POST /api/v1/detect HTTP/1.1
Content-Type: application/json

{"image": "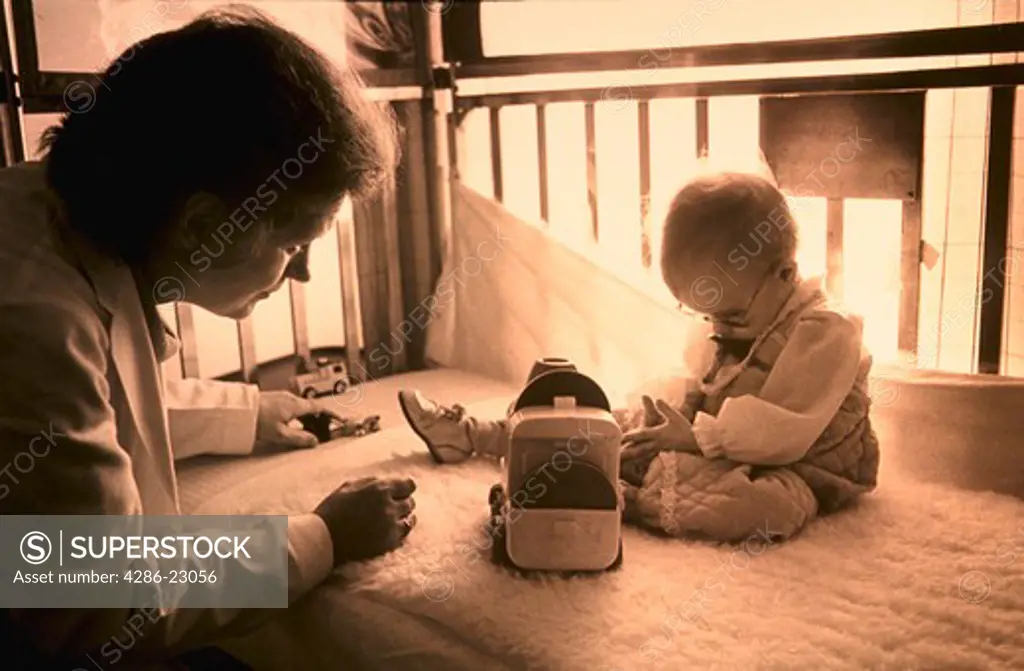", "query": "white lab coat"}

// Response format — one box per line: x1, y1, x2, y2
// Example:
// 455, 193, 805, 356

0, 162, 333, 663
